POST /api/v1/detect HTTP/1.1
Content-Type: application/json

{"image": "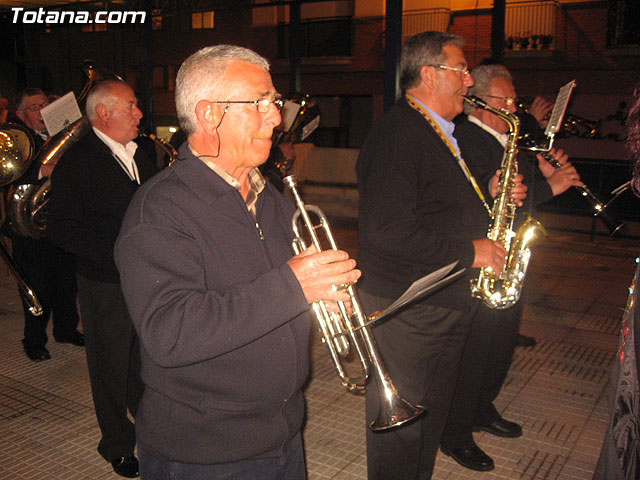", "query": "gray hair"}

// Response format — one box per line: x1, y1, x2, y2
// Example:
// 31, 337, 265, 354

400, 31, 464, 91
465, 64, 513, 114
15, 88, 46, 111
175, 45, 270, 136
85, 79, 129, 122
